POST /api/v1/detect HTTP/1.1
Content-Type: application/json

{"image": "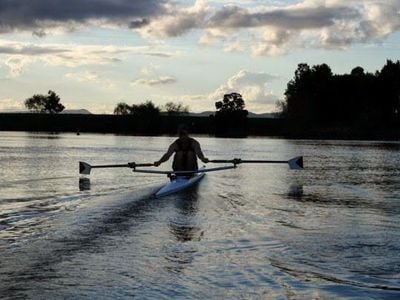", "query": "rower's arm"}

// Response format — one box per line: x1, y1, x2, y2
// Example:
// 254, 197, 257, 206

155, 143, 176, 166
193, 140, 209, 163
